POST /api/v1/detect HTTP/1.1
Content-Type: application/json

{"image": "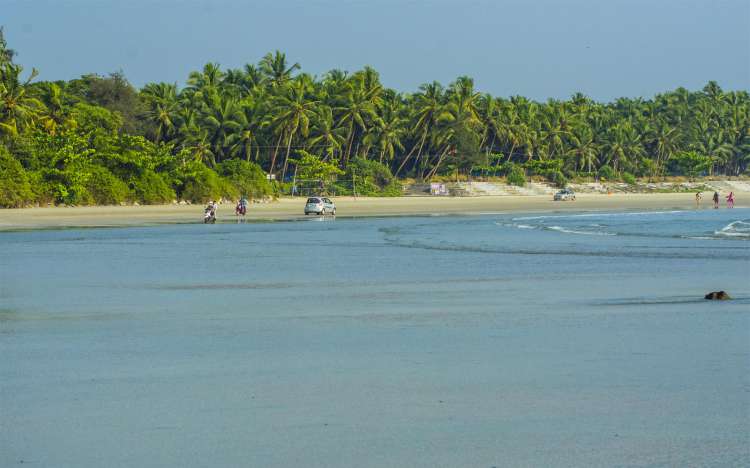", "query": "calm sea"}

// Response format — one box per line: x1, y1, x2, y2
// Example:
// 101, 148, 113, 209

1, 209, 748, 467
